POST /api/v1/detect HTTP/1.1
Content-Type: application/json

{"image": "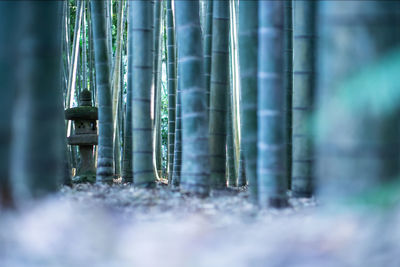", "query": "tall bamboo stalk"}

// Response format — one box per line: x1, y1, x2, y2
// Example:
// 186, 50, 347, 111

238, 0, 258, 202
66, 0, 83, 109
153, 0, 162, 179
130, 0, 155, 187
83, 1, 87, 91
166, 0, 176, 184
91, 0, 114, 183
175, 0, 210, 196
203, 0, 213, 107
11, 1, 64, 200
257, 1, 287, 208
229, 0, 240, 176
316, 1, 400, 203
292, 1, 316, 198
122, 1, 133, 183
284, 0, 293, 190
111, 0, 125, 177
227, 83, 237, 187
0, 2, 18, 207
209, 0, 230, 189
63, 0, 71, 99
171, 62, 182, 187
106, 0, 113, 72
230, 0, 245, 187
